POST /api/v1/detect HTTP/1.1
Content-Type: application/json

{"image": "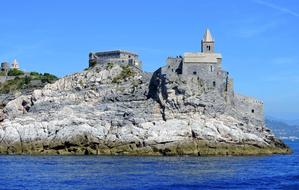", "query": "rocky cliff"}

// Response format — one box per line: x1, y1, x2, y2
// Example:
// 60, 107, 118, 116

0, 63, 291, 155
